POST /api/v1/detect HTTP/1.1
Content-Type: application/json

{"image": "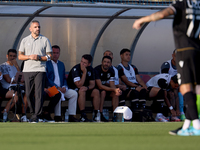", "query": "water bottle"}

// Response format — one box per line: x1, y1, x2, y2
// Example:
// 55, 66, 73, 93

92, 111, 95, 120
97, 110, 101, 122
103, 109, 106, 119
3, 109, 7, 122
65, 109, 69, 122
106, 109, 109, 121
103, 109, 109, 121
